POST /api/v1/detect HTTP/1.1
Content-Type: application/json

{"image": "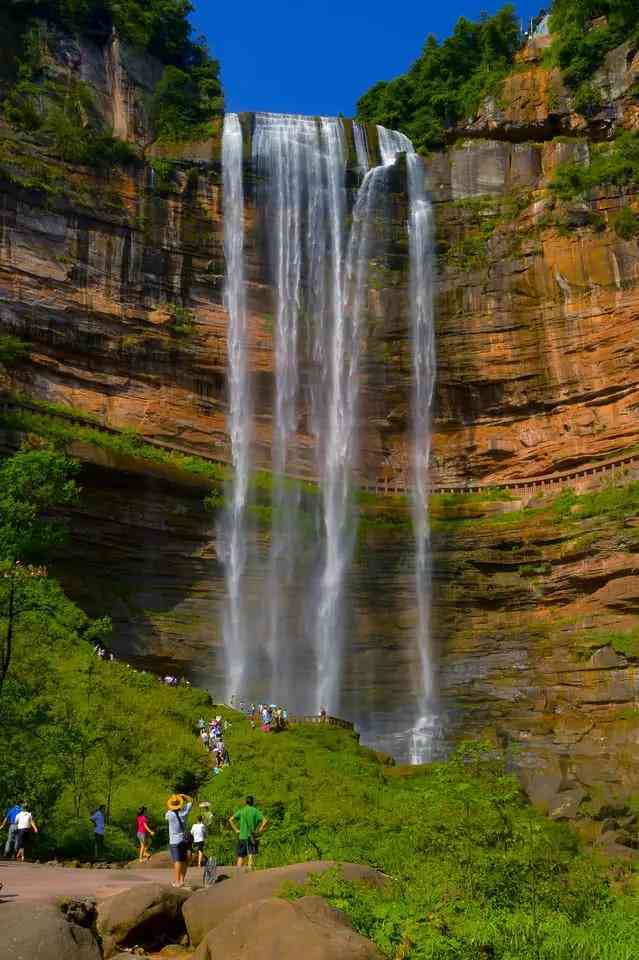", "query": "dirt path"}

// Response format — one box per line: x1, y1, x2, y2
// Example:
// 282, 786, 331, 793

0, 860, 172, 904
